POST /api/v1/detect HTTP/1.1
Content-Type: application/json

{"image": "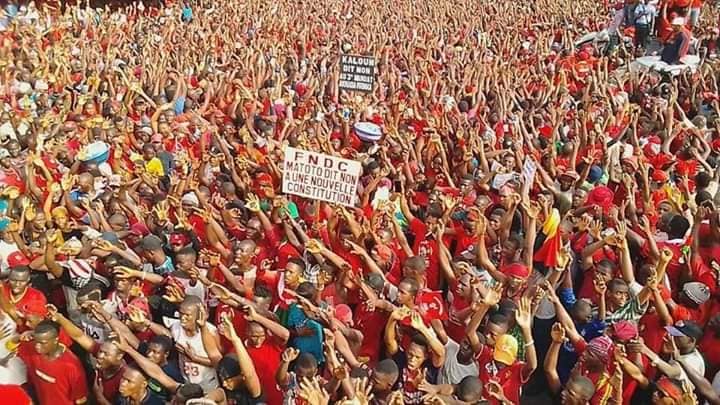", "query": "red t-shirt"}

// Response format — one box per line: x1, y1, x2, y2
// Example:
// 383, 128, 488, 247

445, 287, 471, 343
647, 240, 686, 288
446, 223, 478, 257
18, 344, 88, 405
3, 286, 46, 329
354, 301, 389, 365
409, 218, 440, 290
215, 304, 247, 353
639, 312, 667, 354
699, 331, 720, 375
246, 339, 284, 405
90, 343, 125, 401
